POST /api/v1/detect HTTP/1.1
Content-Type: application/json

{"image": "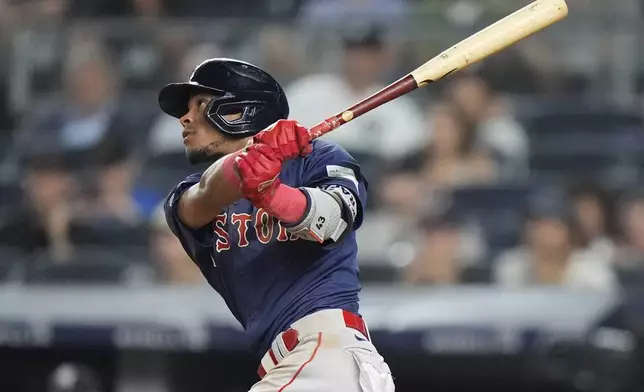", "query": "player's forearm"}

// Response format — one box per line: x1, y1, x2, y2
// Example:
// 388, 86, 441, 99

178, 153, 243, 229
199, 152, 241, 193
263, 185, 307, 223
198, 153, 243, 205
